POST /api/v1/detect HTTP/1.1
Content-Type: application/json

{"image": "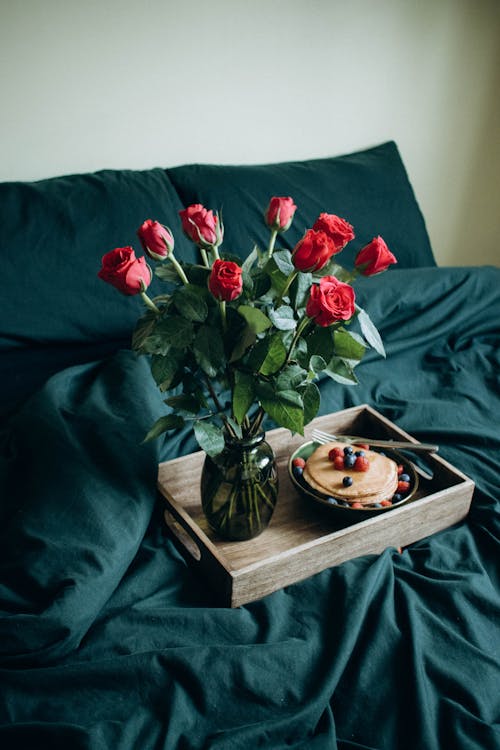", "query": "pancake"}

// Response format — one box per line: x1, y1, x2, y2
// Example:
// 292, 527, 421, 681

303, 441, 399, 506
